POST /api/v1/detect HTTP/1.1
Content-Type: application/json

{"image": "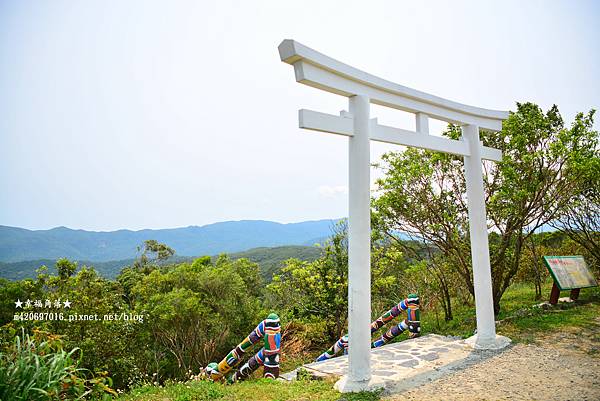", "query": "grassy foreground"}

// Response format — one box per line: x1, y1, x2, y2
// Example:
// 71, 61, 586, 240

116, 378, 381, 401
117, 282, 599, 401
421, 280, 600, 343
